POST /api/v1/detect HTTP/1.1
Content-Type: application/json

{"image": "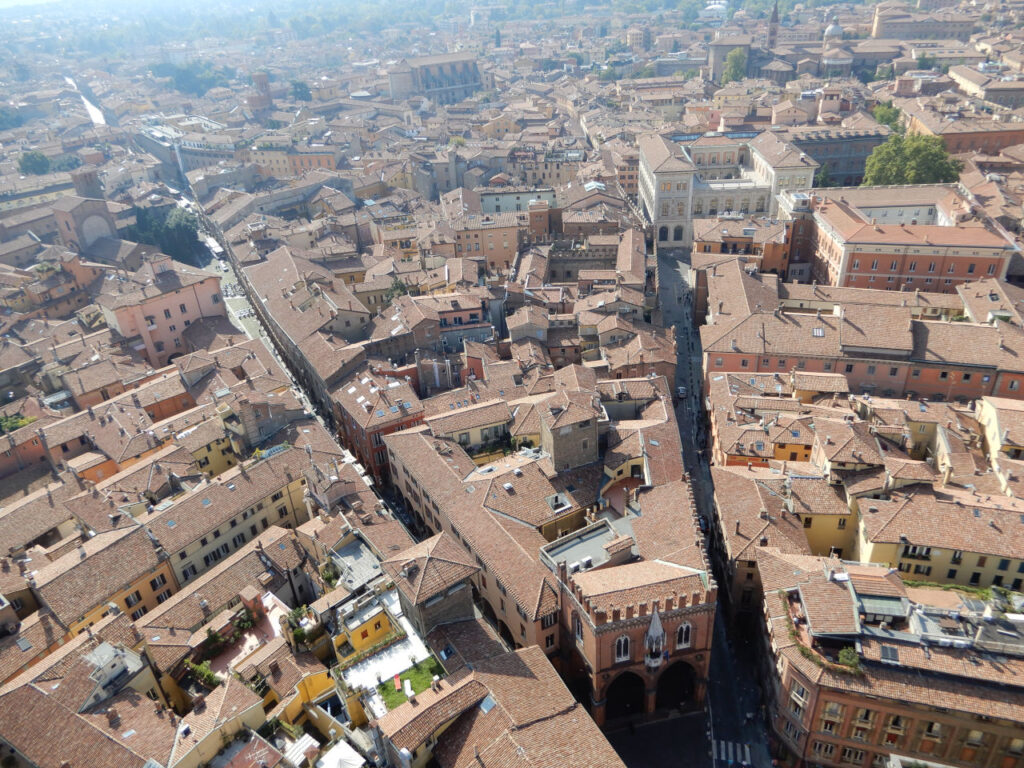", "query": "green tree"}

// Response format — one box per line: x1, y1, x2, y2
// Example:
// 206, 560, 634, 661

290, 80, 312, 101
51, 155, 83, 173
0, 413, 34, 435
814, 165, 835, 187
863, 133, 962, 187
0, 105, 23, 131
126, 206, 202, 263
18, 151, 50, 175
916, 53, 936, 70
721, 47, 747, 84
384, 278, 409, 303
872, 101, 902, 131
